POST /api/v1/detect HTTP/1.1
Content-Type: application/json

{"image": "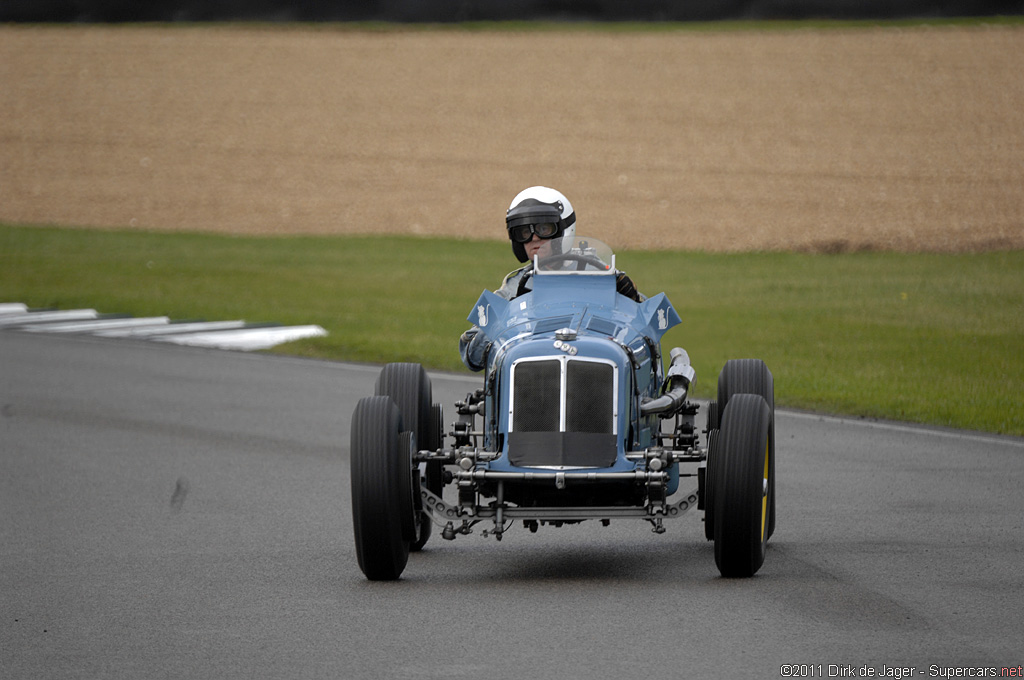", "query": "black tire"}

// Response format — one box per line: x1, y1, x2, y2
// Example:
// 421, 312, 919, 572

350, 396, 415, 581
703, 399, 720, 540
428, 402, 445, 453
375, 363, 434, 446
375, 363, 441, 551
706, 399, 720, 432
422, 402, 445, 504
718, 359, 776, 539
703, 427, 720, 541
713, 393, 772, 578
